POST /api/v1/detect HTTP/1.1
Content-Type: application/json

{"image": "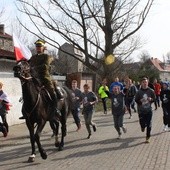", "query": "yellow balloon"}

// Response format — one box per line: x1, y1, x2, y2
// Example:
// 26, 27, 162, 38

105, 54, 115, 65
